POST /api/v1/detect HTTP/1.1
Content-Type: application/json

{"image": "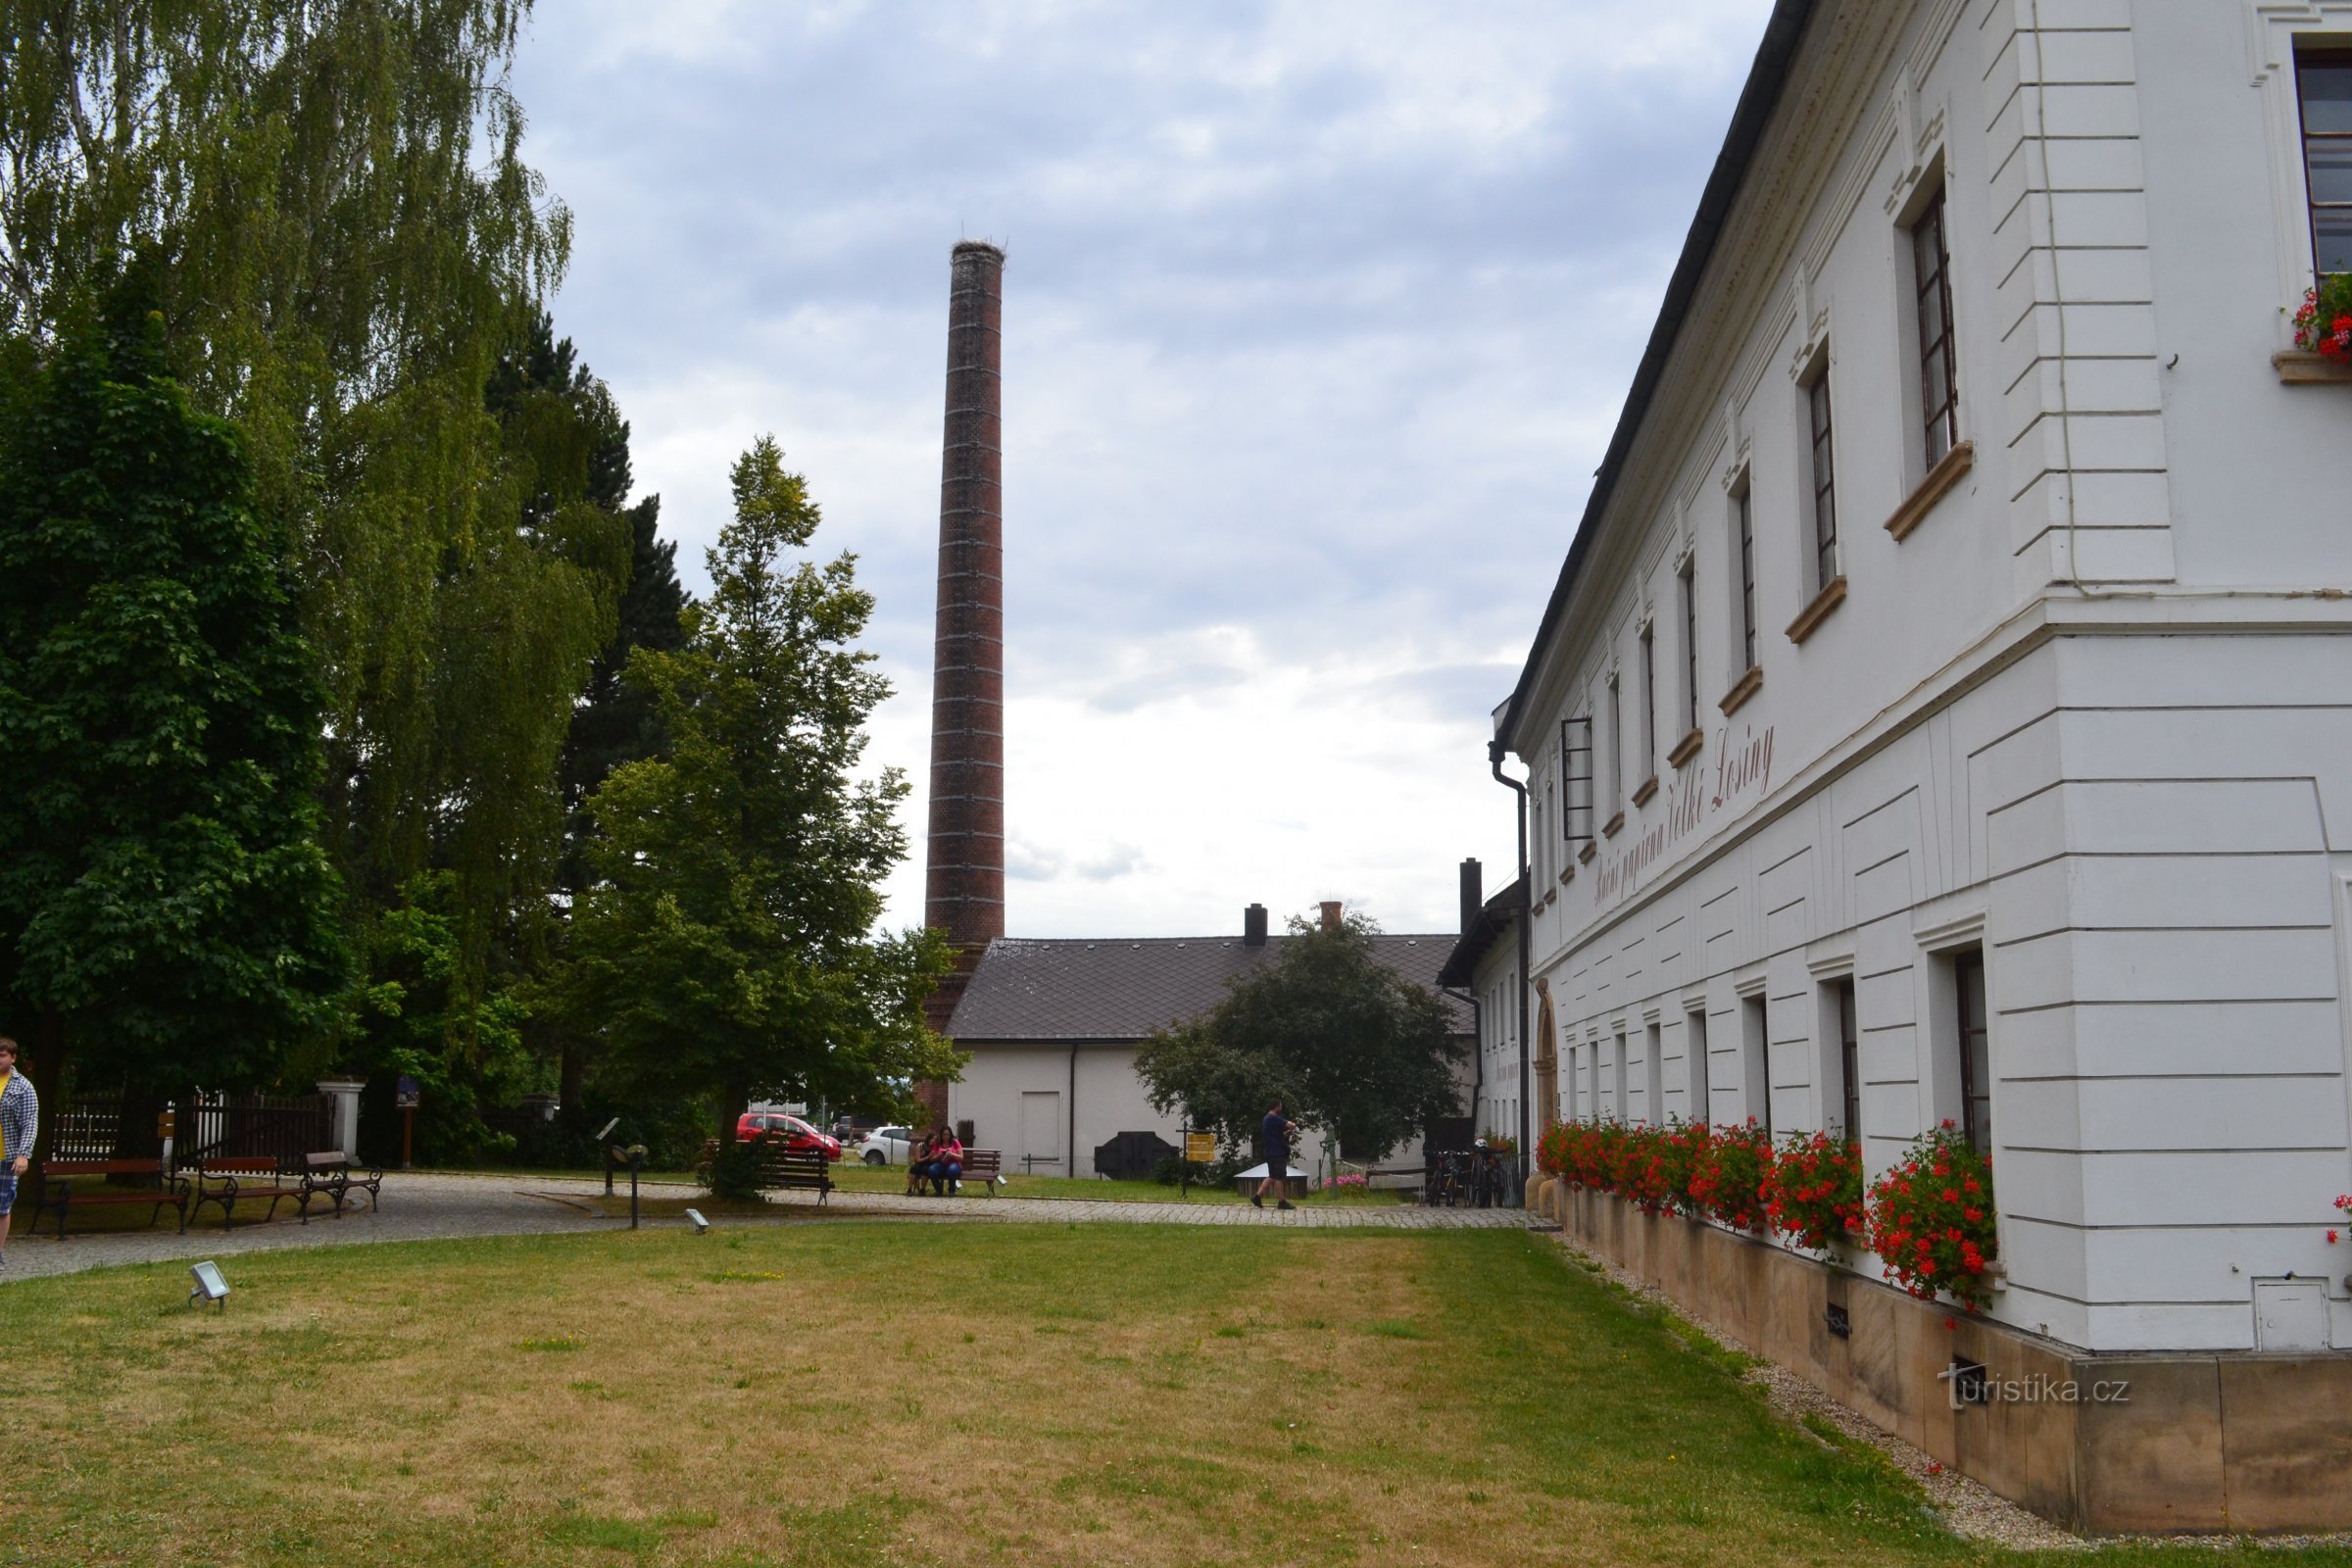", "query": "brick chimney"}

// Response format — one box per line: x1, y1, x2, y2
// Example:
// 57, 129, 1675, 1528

919, 241, 1008, 1119
1318, 901, 1344, 932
